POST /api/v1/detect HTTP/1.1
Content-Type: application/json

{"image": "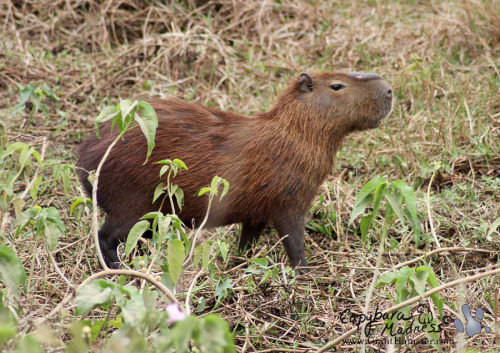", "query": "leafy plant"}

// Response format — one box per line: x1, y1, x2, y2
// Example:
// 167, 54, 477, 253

87, 99, 158, 268
153, 158, 188, 213
377, 266, 443, 351
243, 258, 295, 289
377, 266, 443, 315
349, 176, 422, 245
0, 245, 27, 296
124, 173, 230, 286
75, 279, 235, 352
12, 83, 58, 120
307, 206, 336, 238
0, 124, 42, 213
0, 246, 27, 348
14, 206, 65, 251
68, 101, 236, 351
